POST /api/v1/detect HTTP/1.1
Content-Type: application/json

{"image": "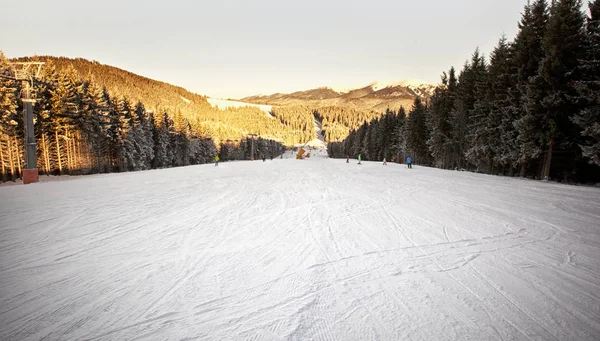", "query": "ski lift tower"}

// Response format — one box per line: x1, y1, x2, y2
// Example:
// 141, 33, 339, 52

0, 62, 45, 184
